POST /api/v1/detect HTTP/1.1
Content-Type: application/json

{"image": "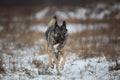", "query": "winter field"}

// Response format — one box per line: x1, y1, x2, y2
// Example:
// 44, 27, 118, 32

0, 2, 120, 80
